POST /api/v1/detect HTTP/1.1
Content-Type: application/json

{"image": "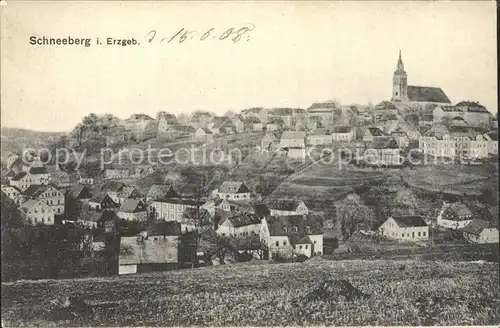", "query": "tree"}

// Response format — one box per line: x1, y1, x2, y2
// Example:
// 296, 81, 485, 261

335, 194, 375, 241
394, 188, 419, 215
